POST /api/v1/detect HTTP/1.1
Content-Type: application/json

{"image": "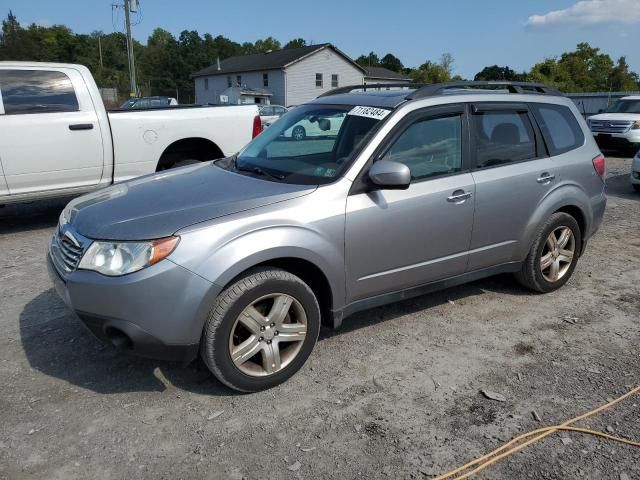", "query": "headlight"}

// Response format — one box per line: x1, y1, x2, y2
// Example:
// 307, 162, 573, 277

632, 120, 640, 130
78, 236, 179, 276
